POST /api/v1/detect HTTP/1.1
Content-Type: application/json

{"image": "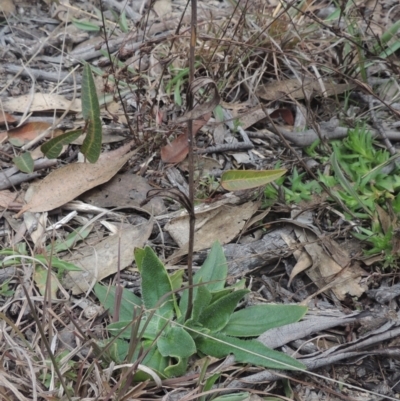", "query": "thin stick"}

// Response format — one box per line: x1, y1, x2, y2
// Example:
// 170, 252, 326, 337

185, 0, 197, 320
